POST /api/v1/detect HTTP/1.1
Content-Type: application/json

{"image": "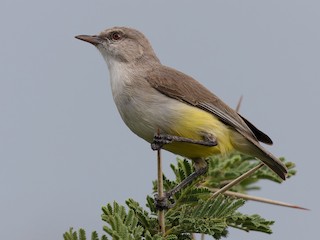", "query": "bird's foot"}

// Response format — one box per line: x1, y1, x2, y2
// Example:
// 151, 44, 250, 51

154, 192, 175, 210
151, 133, 174, 150
151, 133, 217, 151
